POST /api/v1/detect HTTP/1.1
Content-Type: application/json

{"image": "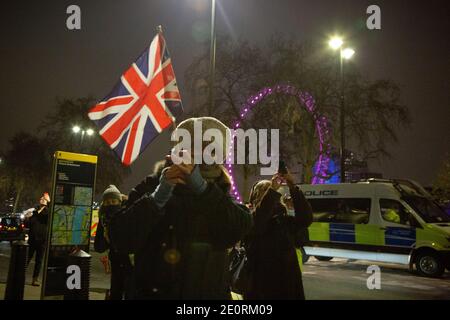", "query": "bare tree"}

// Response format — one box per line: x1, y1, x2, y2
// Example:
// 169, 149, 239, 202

2, 132, 50, 212
38, 97, 130, 195
433, 153, 450, 200
185, 35, 411, 194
